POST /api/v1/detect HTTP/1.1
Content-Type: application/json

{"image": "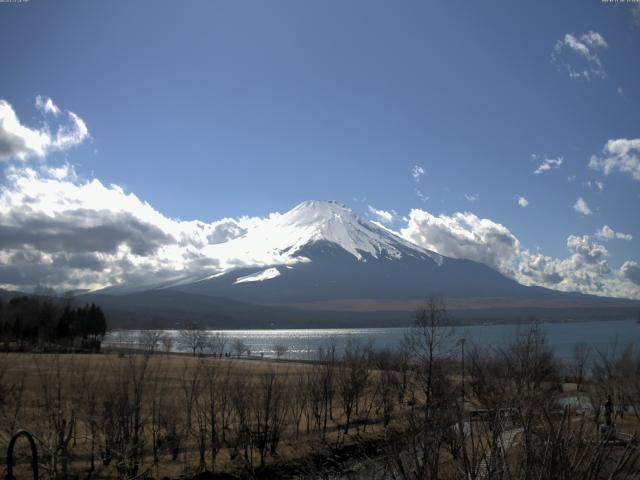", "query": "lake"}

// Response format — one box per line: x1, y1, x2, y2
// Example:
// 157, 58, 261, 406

105, 318, 640, 361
